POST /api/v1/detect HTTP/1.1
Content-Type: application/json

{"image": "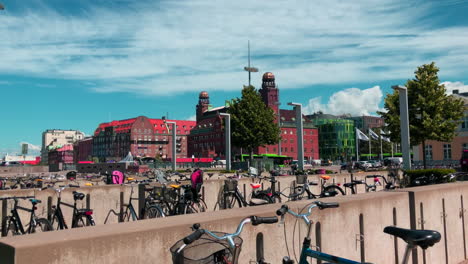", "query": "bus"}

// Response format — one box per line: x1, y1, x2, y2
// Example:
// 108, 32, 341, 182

237, 154, 293, 167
